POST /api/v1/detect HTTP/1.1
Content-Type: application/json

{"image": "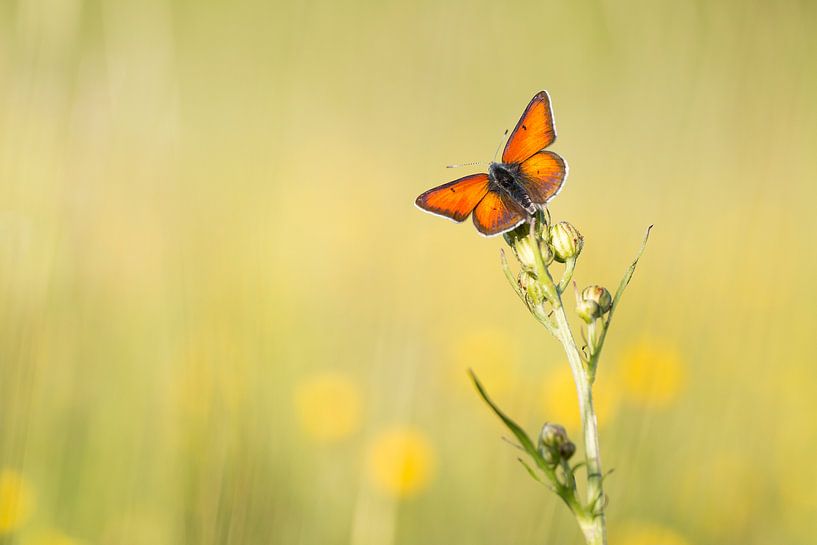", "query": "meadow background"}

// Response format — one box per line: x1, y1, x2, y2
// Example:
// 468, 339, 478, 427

1, 0, 816, 544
